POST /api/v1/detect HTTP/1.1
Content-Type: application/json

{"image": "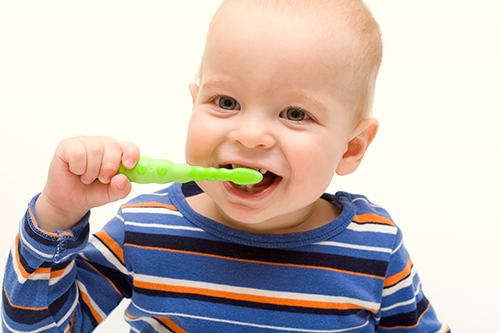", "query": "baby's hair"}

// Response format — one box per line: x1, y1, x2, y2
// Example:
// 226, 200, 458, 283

197, 0, 383, 120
